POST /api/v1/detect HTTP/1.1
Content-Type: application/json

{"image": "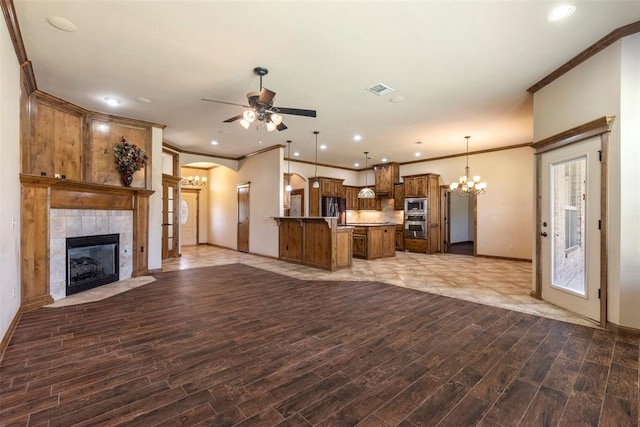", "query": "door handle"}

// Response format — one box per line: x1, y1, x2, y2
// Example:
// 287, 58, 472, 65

540, 232, 548, 237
